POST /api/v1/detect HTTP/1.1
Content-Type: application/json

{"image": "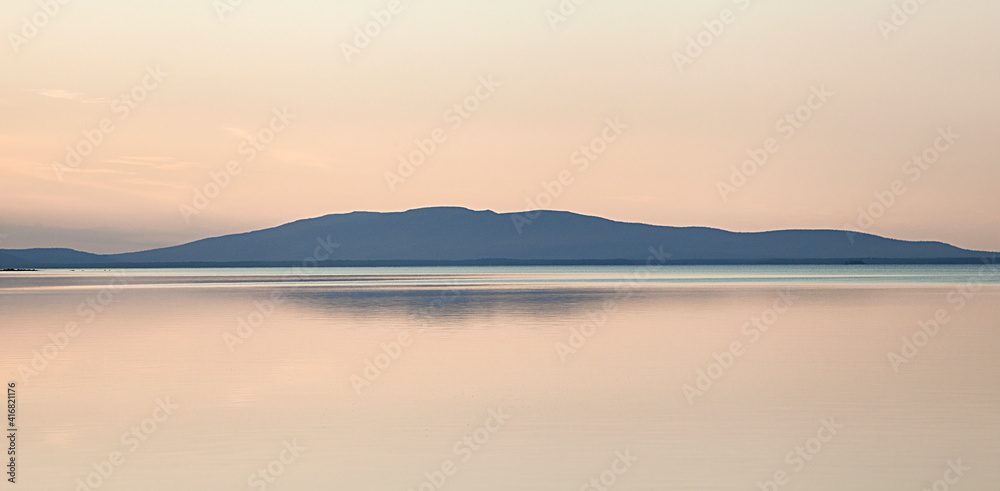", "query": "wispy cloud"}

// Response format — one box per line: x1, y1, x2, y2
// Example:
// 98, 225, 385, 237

63, 168, 134, 176
16, 162, 134, 181
220, 125, 252, 140
28, 89, 109, 104
102, 156, 204, 171
119, 177, 188, 190
0, 160, 69, 180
